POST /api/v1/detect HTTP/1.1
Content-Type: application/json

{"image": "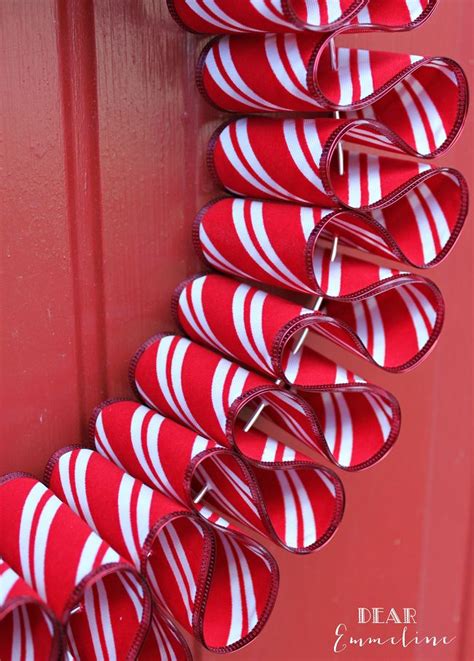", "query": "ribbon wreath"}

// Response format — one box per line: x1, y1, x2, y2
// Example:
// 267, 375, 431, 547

1, 0, 468, 658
